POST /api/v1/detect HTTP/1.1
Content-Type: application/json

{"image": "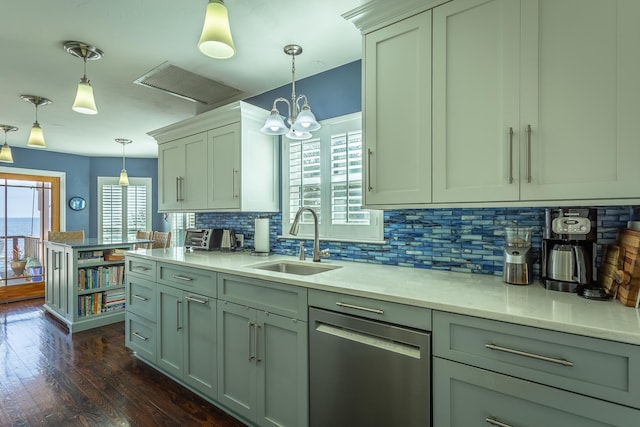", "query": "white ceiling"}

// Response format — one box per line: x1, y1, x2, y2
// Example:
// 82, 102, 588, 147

0, 0, 367, 158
